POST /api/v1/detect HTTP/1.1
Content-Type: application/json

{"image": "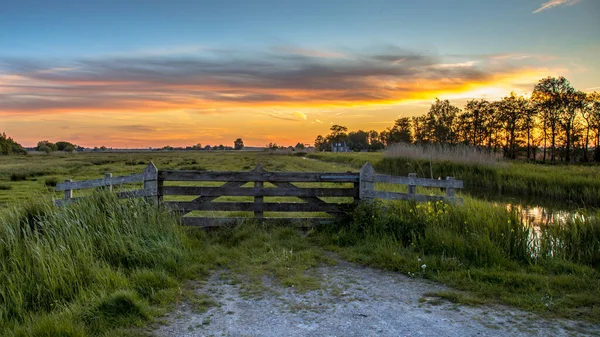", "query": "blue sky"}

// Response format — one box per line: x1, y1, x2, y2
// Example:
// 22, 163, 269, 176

0, 0, 599, 147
